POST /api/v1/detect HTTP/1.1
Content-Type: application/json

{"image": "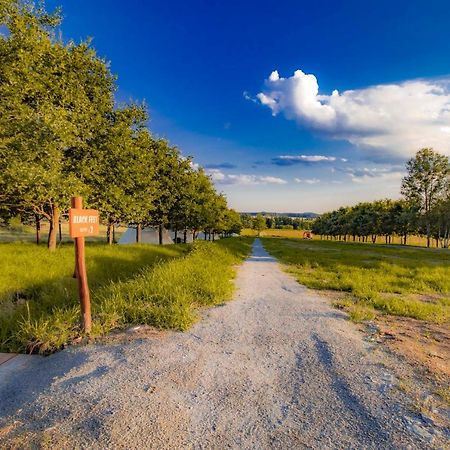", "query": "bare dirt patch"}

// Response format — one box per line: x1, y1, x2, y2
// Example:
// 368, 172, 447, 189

376, 316, 449, 381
